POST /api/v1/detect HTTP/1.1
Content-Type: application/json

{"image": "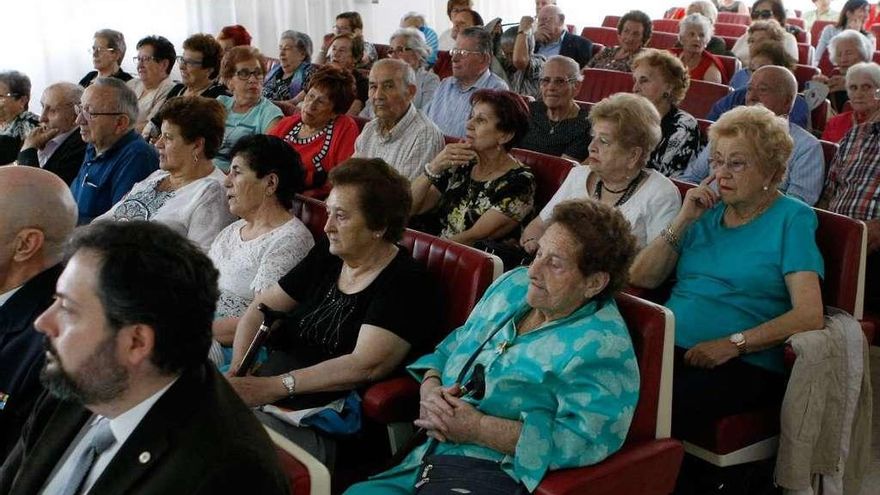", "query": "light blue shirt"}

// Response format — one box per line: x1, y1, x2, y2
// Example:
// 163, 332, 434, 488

679, 120, 824, 205
423, 69, 509, 137
536, 30, 566, 58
